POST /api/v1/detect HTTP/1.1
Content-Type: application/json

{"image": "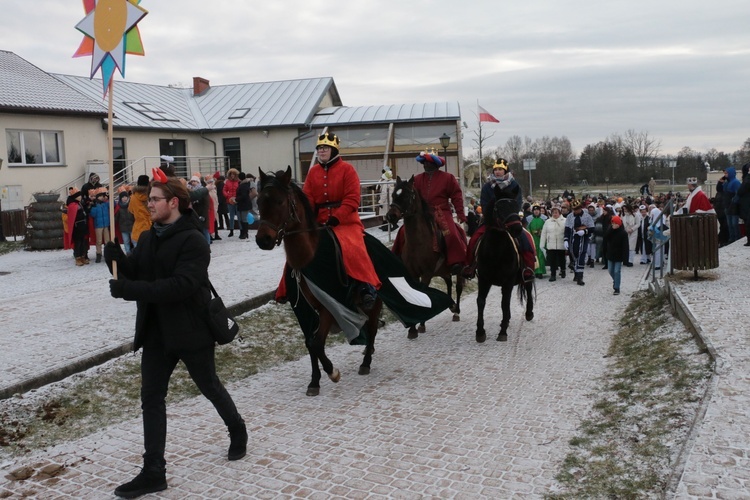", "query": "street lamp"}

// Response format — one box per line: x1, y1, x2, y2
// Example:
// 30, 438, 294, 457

668, 159, 677, 187
439, 133, 450, 171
